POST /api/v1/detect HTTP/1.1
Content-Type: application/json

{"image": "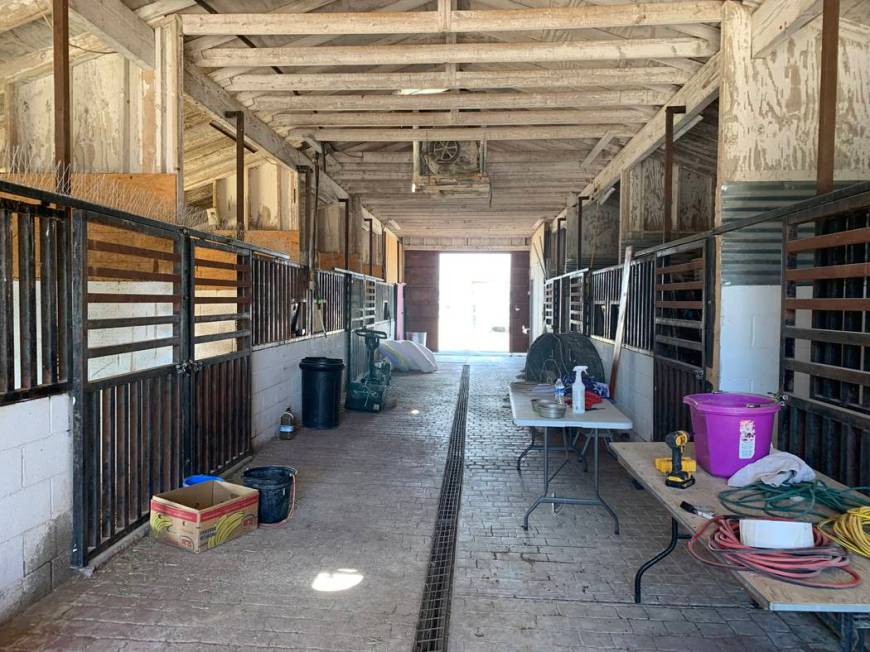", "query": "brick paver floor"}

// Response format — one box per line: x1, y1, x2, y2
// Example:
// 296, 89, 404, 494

0, 363, 463, 651
449, 355, 840, 652
0, 354, 845, 651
